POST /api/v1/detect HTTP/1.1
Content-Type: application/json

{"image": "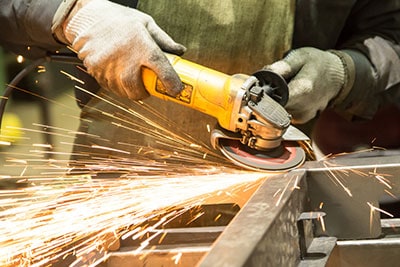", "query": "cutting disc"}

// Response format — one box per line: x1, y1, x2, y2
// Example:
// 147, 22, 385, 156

217, 139, 305, 172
